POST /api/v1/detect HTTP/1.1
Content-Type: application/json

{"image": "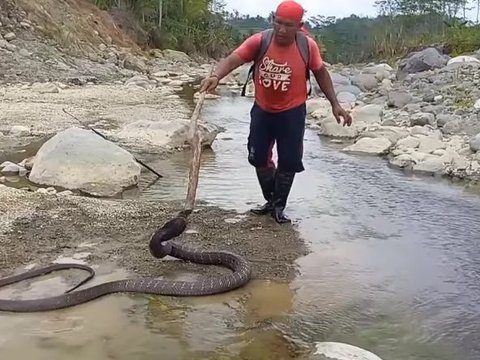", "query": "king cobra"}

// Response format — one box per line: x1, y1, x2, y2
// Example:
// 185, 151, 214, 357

0, 214, 252, 313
